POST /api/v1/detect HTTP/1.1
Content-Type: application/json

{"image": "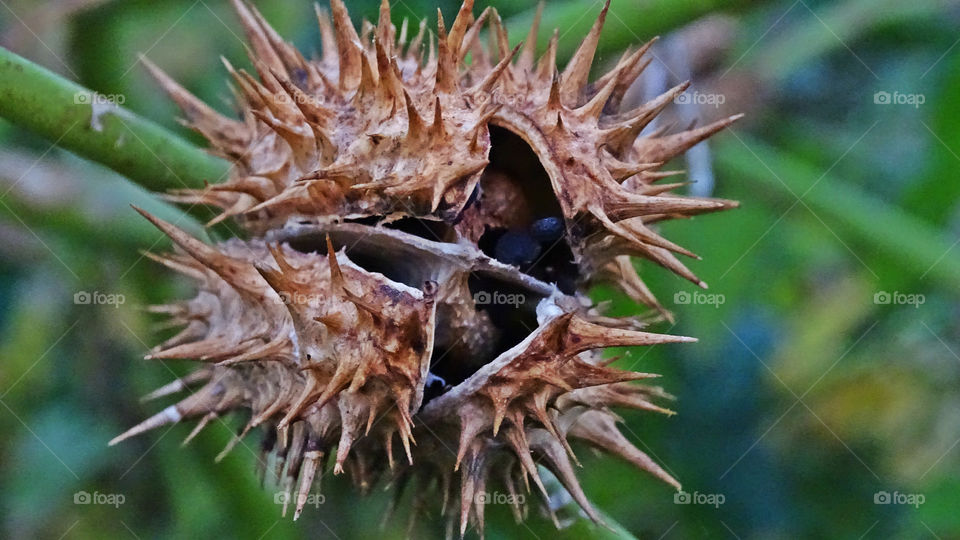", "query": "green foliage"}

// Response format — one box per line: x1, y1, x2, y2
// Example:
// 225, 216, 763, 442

1, 0, 959, 538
